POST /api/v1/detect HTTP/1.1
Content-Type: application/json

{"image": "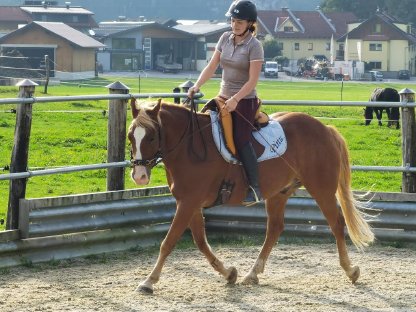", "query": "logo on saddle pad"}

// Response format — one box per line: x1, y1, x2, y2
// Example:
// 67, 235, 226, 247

210, 111, 287, 164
